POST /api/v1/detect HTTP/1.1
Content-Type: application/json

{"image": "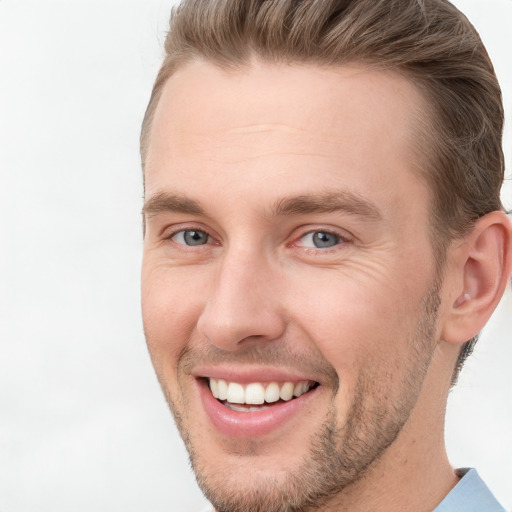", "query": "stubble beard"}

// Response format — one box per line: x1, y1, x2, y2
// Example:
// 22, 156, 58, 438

160, 283, 441, 512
